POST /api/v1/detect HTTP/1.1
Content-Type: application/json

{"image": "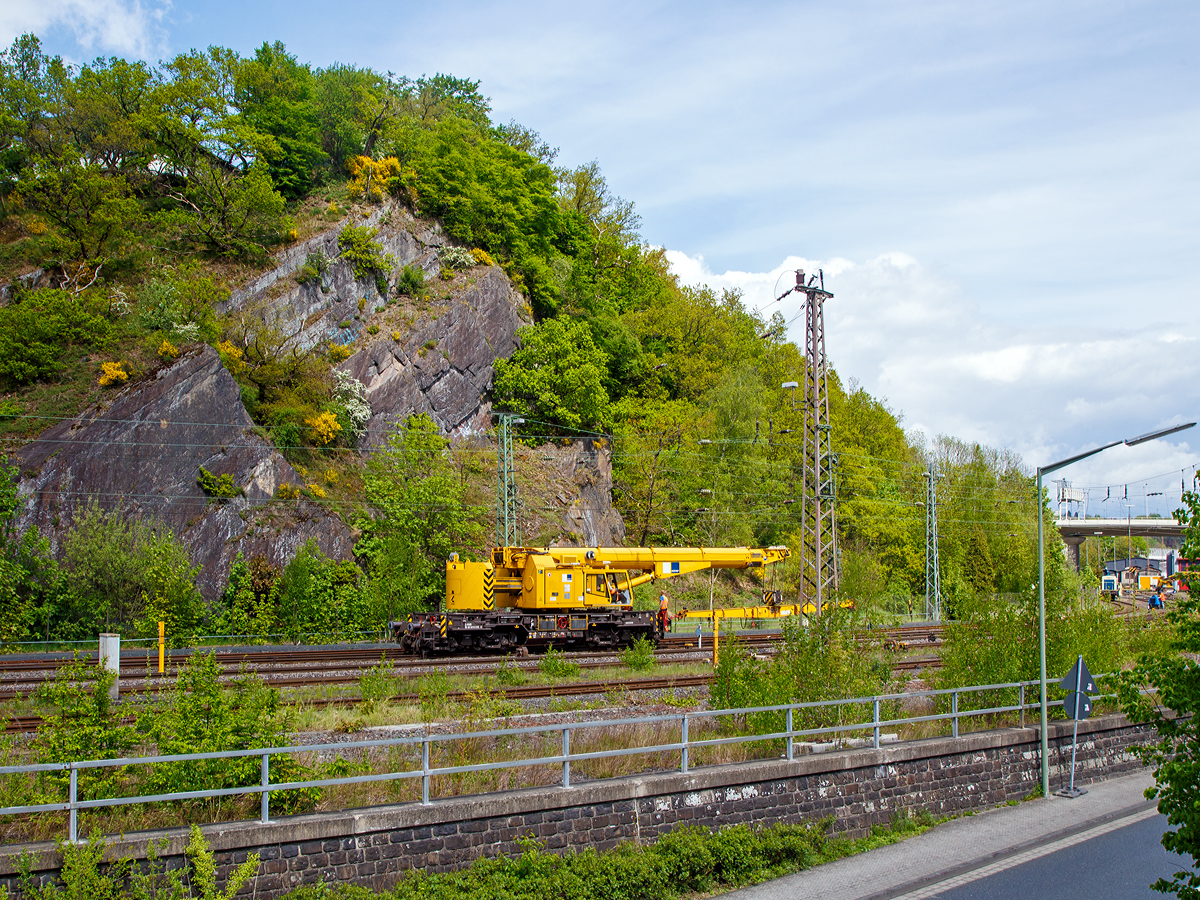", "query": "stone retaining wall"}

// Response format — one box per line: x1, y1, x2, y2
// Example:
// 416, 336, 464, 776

0, 713, 1151, 898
